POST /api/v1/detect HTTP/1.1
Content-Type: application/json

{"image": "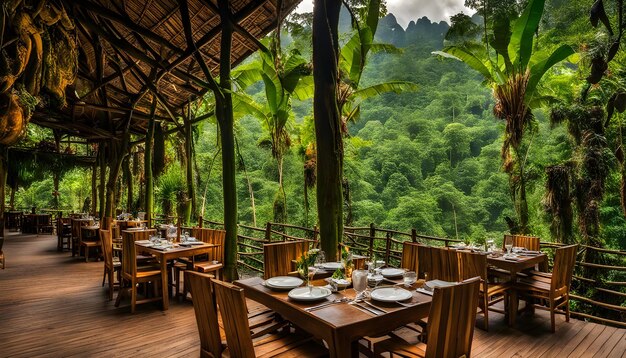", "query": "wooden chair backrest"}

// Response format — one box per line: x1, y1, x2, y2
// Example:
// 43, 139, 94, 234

263, 240, 308, 280
457, 251, 487, 281
212, 279, 255, 358
71, 219, 92, 238
99, 229, 113, 270
401, 241, 420, 272
121, 232, 138, 279
417, 245, 433, 279
503, 234, 540, 251
192, 228, 225, 262
429, 247, 459, 282
120, 229, 155, 279
425, 277, 480, 358
186, 271, 223, 358
551, 244, 578, 295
